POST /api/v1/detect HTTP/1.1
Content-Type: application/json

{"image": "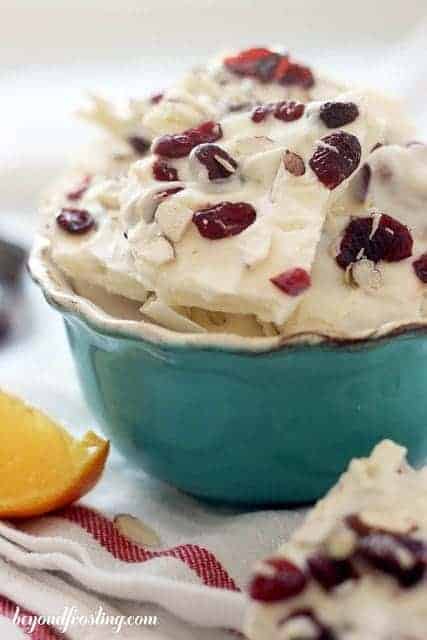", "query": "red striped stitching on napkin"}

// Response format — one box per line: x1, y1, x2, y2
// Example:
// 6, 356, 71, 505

0, 596, 60, 639
0, 503, 238, 637
61, 504, 239, 591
